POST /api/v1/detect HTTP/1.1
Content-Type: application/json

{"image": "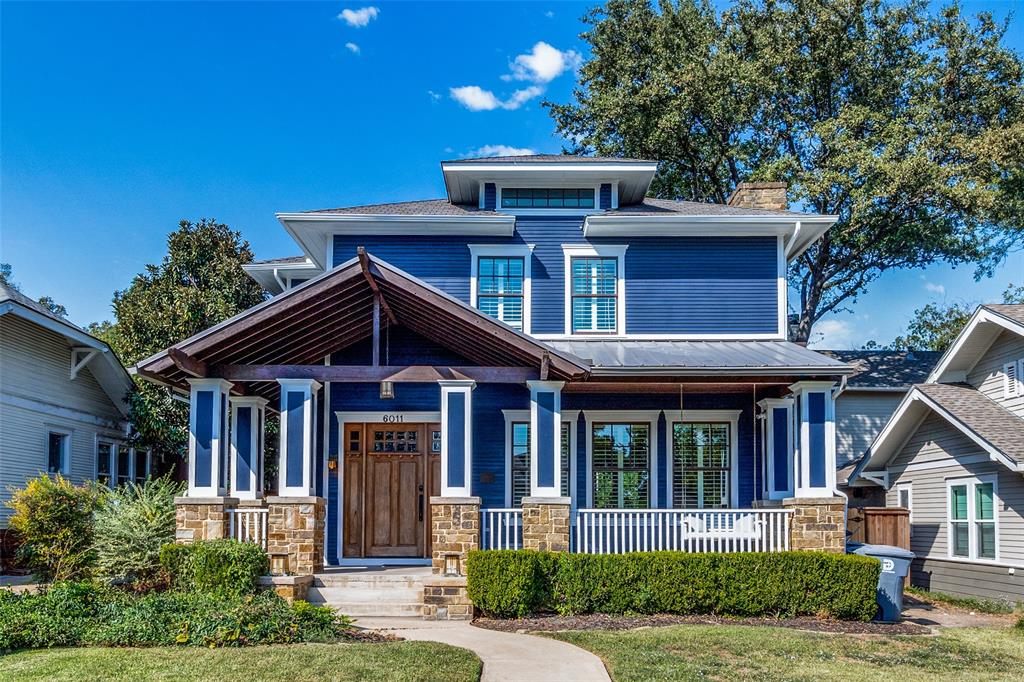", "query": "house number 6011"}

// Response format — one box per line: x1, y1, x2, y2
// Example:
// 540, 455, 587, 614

381, 415, 404, 423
